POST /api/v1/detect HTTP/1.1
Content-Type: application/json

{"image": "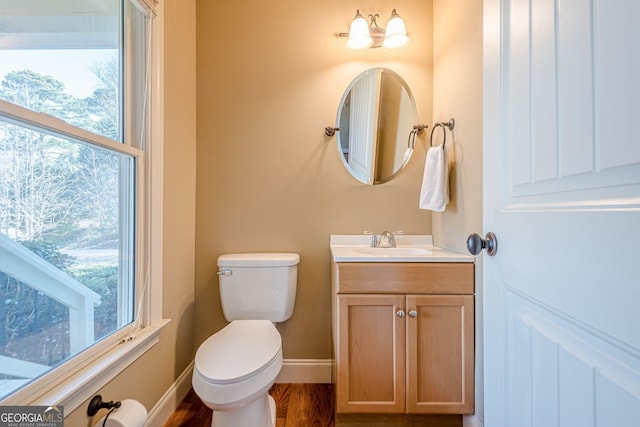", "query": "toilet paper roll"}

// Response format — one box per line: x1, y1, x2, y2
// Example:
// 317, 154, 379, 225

95, 399, 147, 427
